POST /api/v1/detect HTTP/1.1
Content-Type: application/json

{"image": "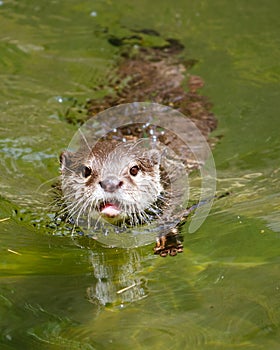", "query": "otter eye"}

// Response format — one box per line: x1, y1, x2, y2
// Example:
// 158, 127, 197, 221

129, 165, 139, 176
82, 166, 92, 178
